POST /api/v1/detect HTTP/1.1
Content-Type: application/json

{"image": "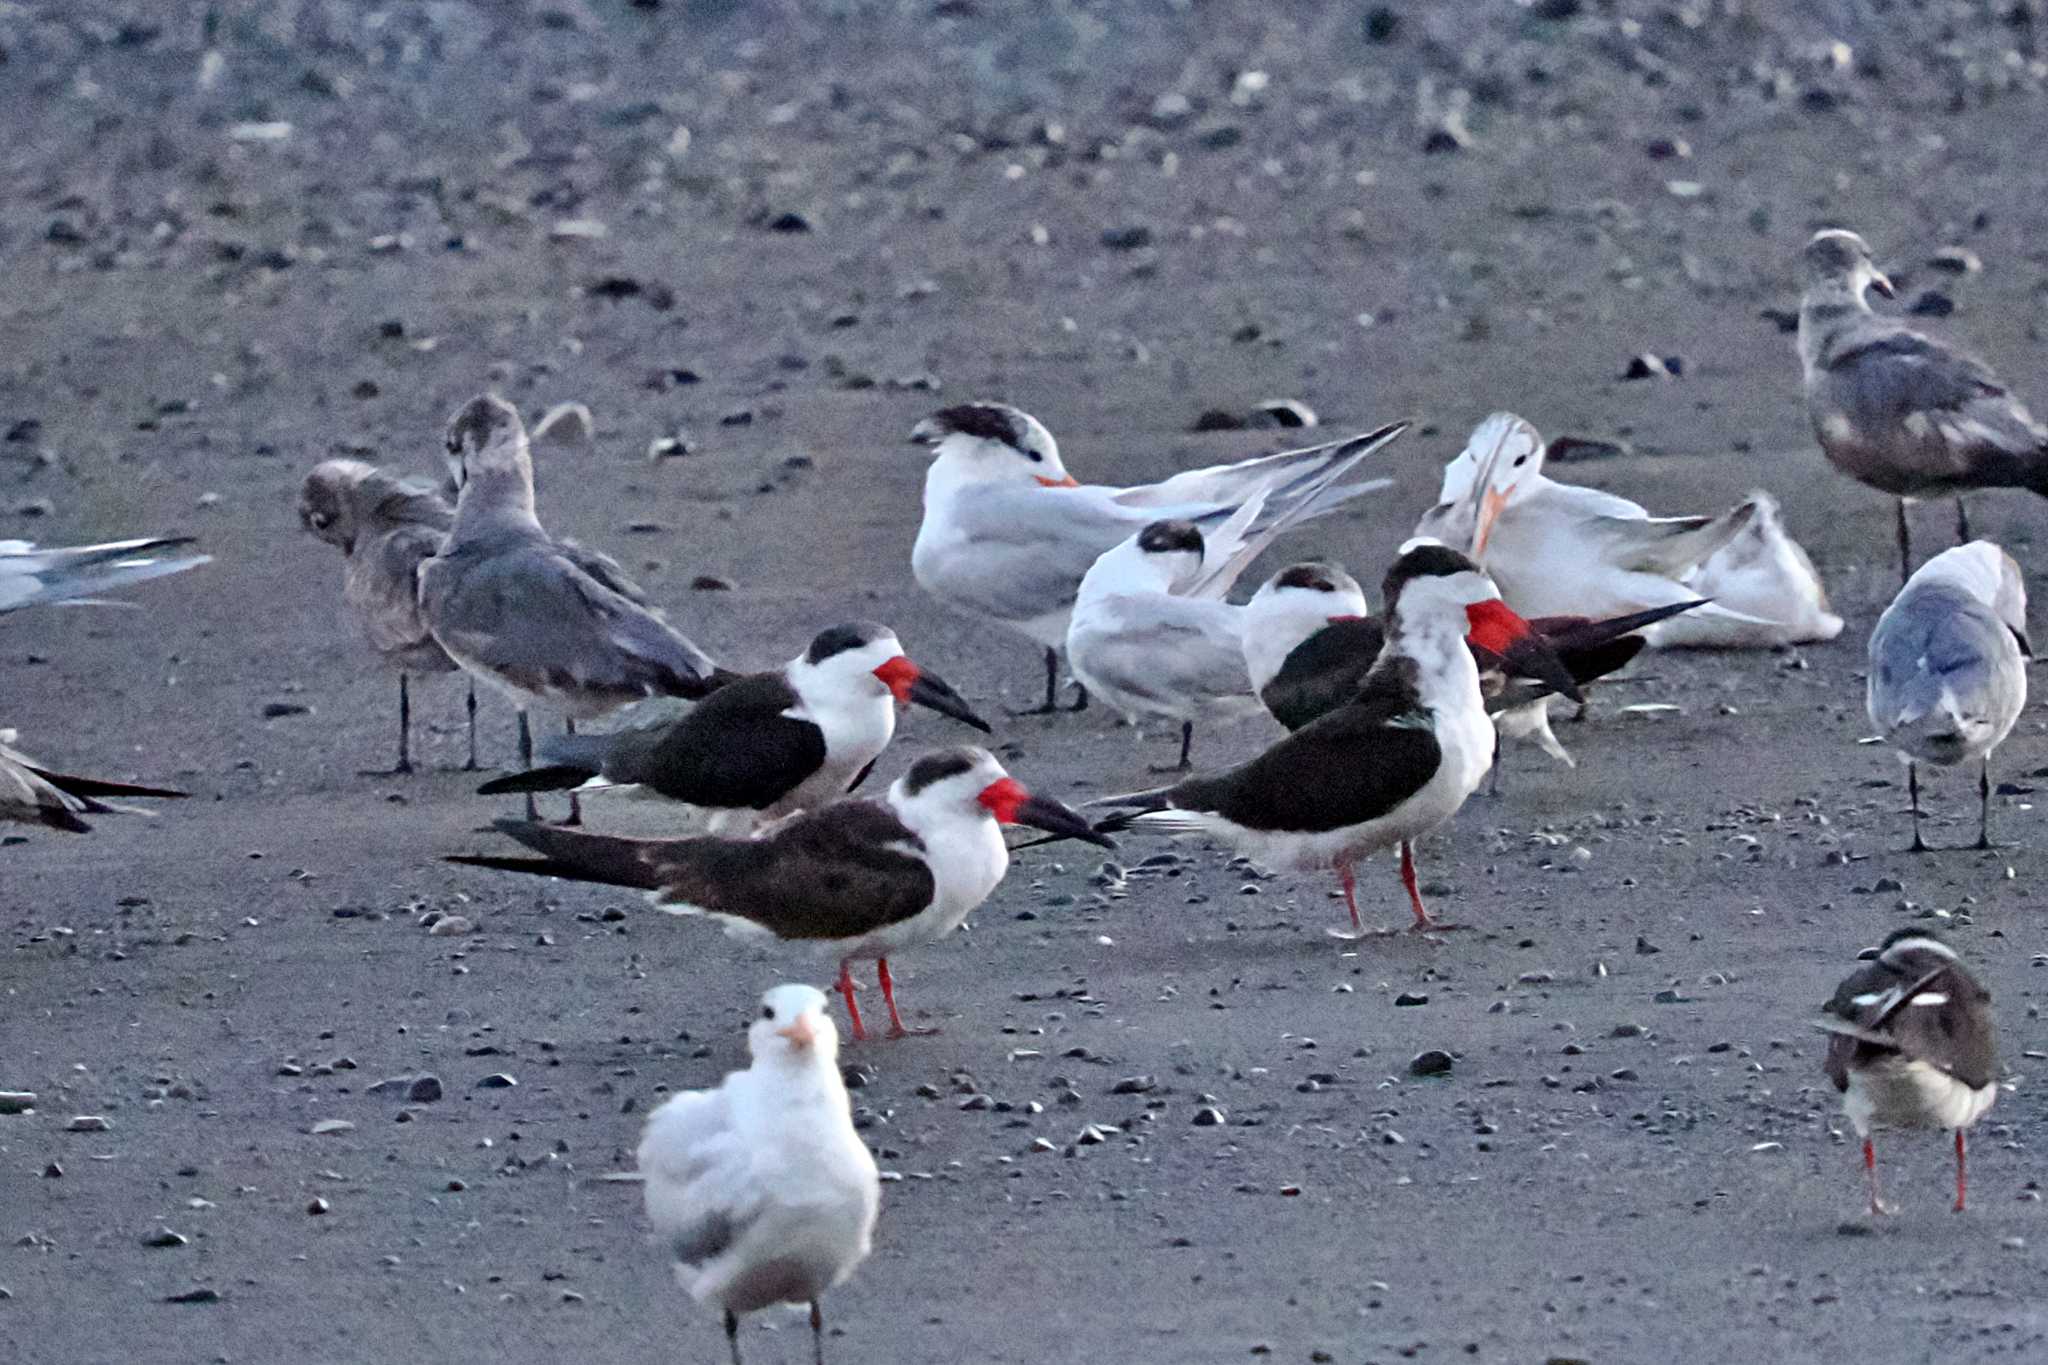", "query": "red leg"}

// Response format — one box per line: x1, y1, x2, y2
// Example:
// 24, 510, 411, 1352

1399, 841, 1430, 928
1339, 862, 1362, 934
874, 958, 937, 1039
1864, 1137, 1885, 1217
1954, 1129, 1968, 1213
834, 960, 867, 1043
